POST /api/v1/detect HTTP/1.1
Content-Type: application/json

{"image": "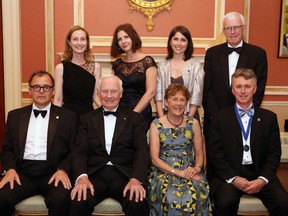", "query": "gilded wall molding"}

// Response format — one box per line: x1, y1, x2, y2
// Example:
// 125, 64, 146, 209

45, 0, 55, 75
2, 0, 22, 118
